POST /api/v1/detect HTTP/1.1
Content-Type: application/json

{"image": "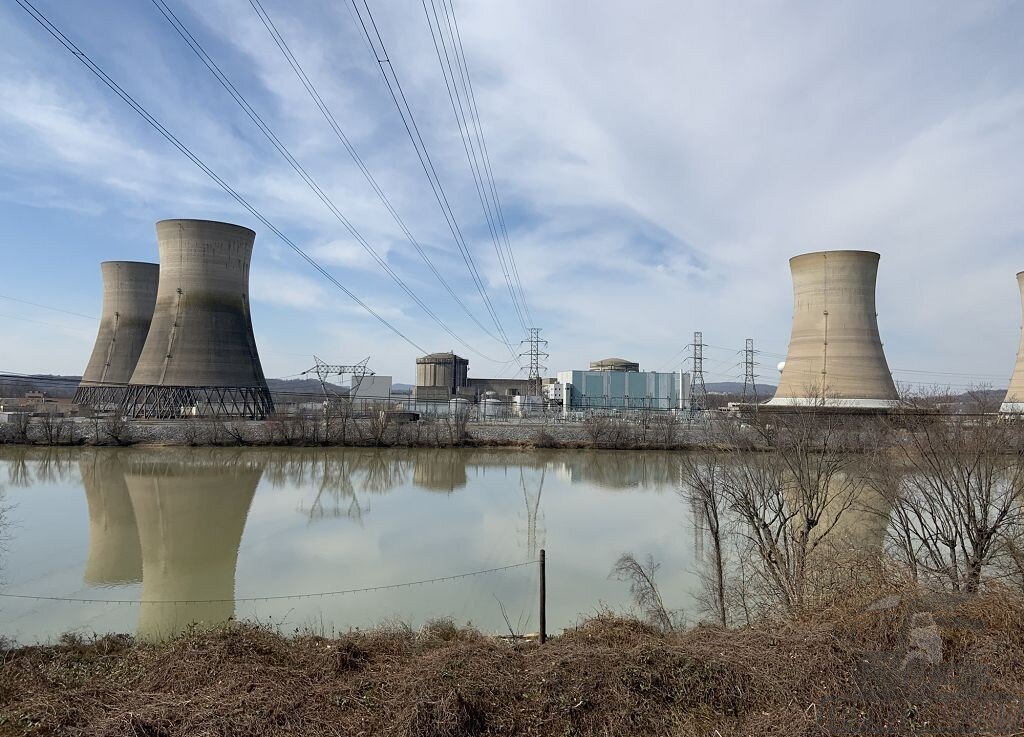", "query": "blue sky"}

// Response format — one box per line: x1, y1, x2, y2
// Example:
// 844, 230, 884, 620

1, 0, 1023, 388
